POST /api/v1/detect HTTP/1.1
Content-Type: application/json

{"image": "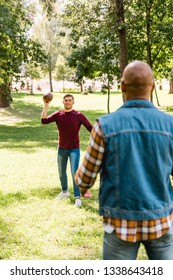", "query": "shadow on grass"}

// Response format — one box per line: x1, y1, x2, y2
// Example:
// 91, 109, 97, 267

0, 187, 59, 207
30, 187, 59, 199
0, 122, 58, 152
0, 187, 99, 215
166, 106, 173, 113
0, 191, 28, 207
